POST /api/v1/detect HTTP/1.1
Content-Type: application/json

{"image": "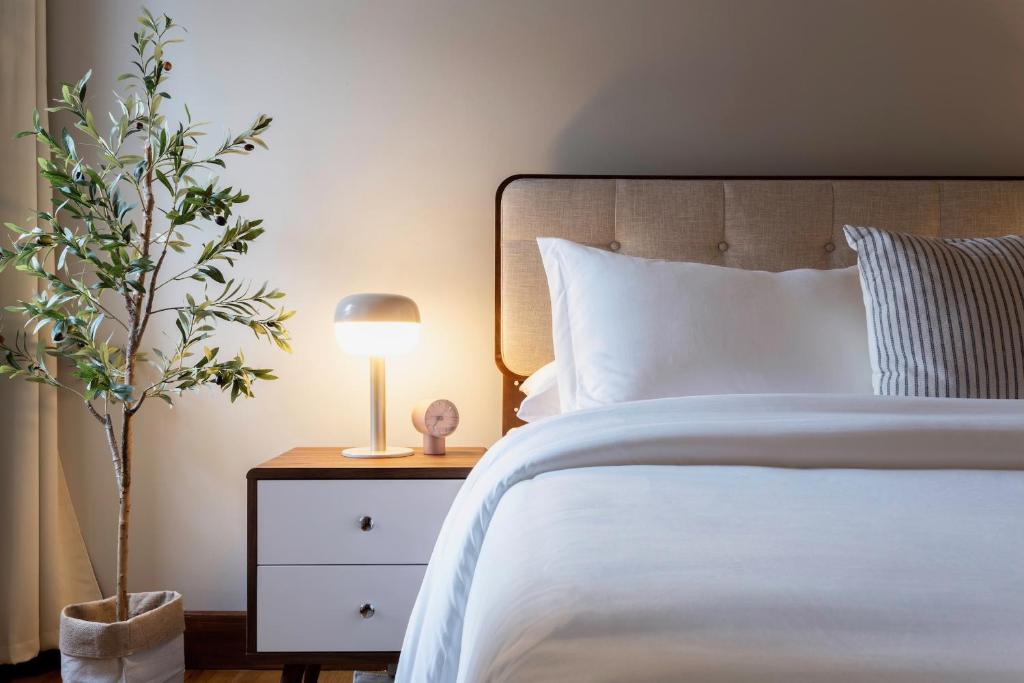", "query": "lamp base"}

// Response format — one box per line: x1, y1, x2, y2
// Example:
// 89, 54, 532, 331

342, 446, 414, 459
